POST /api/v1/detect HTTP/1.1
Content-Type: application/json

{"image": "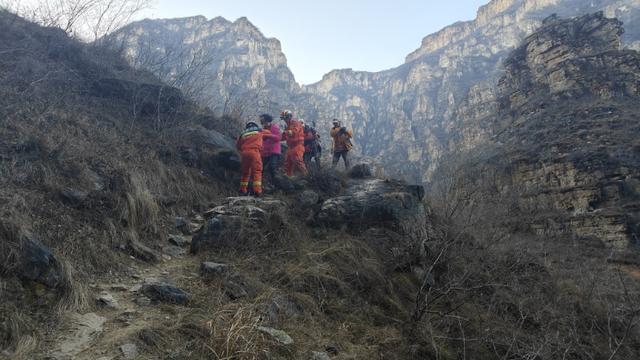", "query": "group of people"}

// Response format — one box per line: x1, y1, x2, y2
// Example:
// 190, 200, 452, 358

235, 110, 353, 196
